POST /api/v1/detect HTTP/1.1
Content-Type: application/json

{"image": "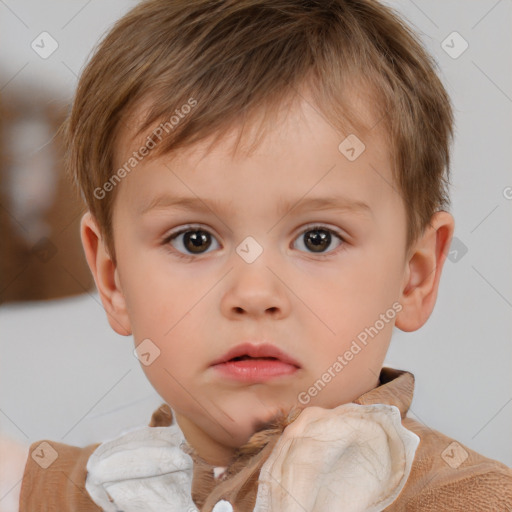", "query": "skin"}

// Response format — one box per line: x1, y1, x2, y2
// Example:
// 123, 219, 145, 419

81, 91, 454, 466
